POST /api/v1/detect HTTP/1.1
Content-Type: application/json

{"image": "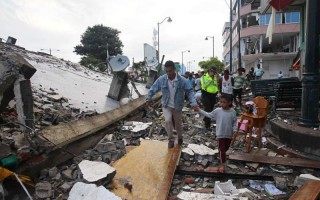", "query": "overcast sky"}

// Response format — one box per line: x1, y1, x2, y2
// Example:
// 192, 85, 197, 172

1, 0, 230, 69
